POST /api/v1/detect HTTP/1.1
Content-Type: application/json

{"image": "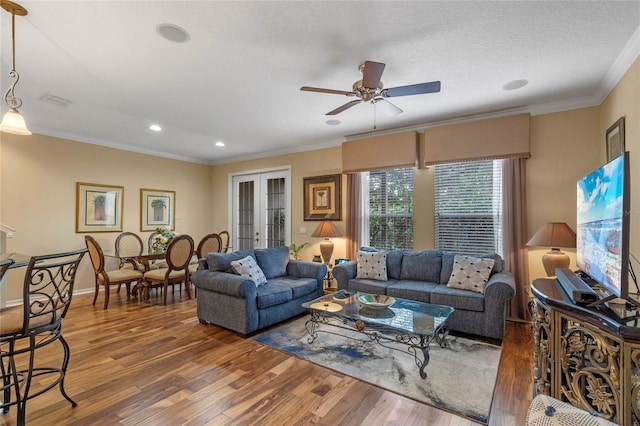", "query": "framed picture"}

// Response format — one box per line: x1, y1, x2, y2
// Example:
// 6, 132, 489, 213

76, 182, 124, 233
140, 188, 175, 231
606, 117, 625, 162
303, 174, 341, 221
